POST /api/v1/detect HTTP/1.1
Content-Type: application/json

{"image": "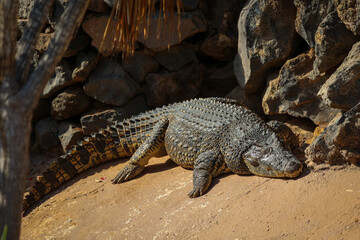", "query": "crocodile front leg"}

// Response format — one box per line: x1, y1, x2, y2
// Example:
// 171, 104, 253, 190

112, 118, 169, 183
188, 150, 218, 198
